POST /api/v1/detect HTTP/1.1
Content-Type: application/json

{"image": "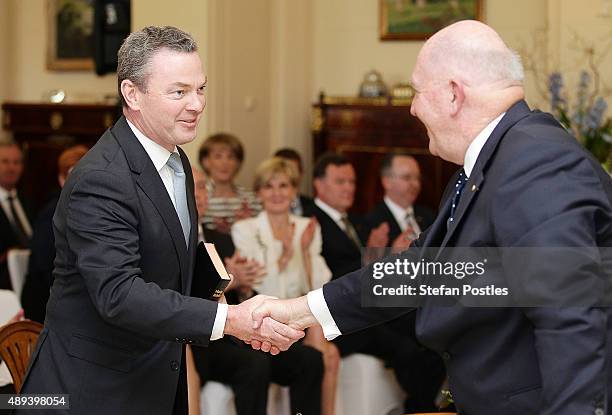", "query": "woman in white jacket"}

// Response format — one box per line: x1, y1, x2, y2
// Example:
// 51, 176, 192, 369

232, 157, 340, 415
